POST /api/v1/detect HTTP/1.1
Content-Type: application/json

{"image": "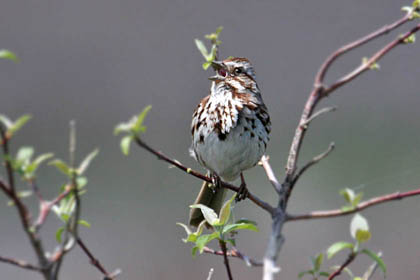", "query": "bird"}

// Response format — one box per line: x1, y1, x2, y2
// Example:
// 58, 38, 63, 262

189, 57, 271, 227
